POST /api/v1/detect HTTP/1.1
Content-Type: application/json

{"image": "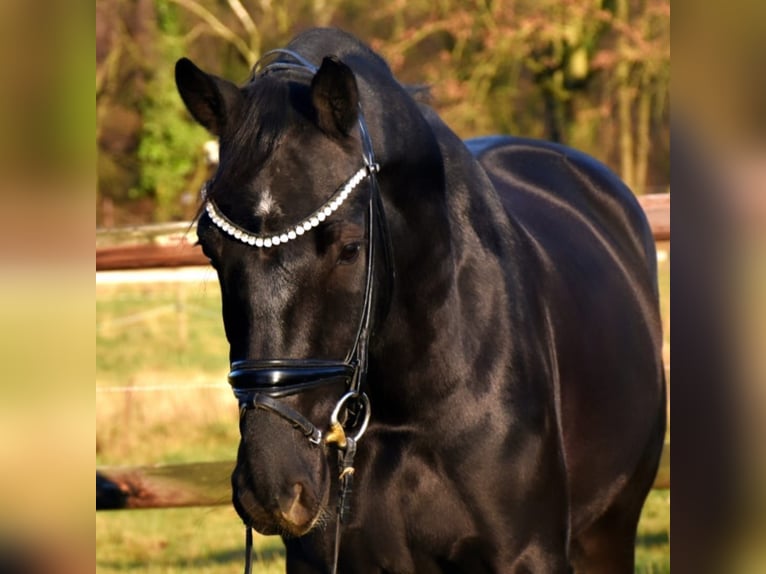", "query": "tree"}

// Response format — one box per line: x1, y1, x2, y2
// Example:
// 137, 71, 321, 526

96, 0, 669, 224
